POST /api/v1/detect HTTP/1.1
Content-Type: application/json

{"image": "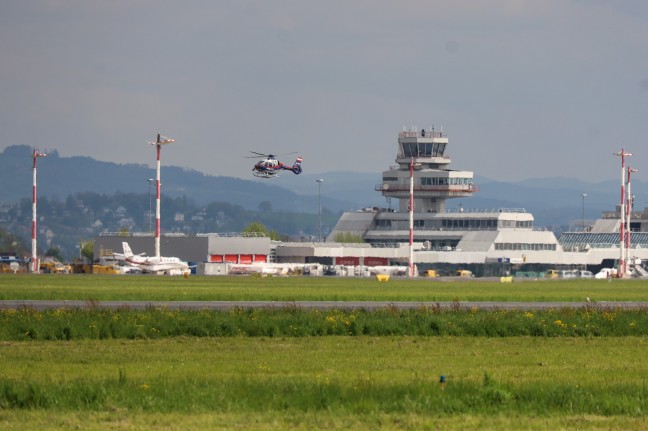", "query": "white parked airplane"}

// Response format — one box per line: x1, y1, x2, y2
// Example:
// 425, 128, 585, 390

122, 242, 190, 276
